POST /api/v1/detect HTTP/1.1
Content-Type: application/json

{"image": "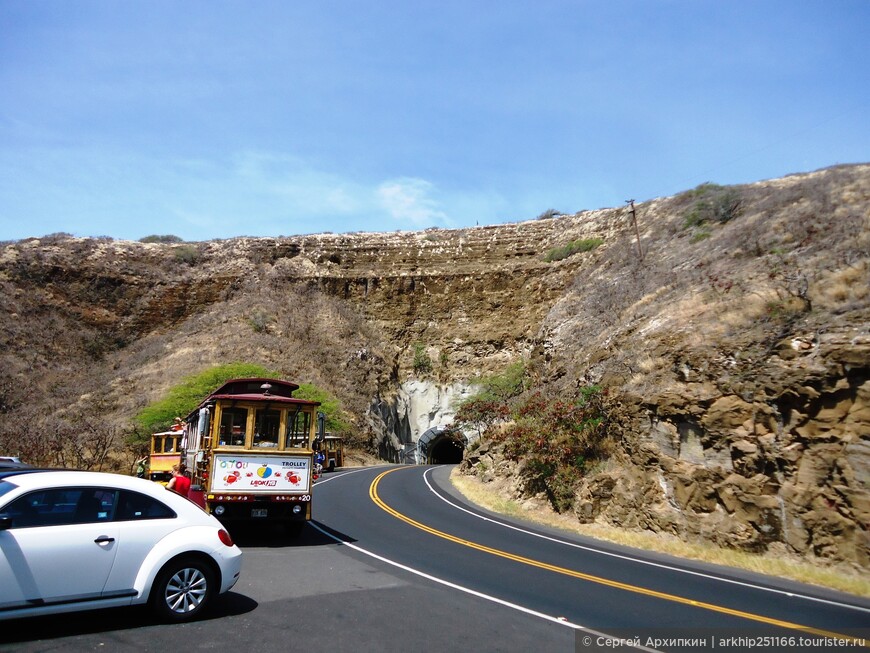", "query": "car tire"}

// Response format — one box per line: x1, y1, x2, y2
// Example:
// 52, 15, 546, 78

150, 555, 216, 622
